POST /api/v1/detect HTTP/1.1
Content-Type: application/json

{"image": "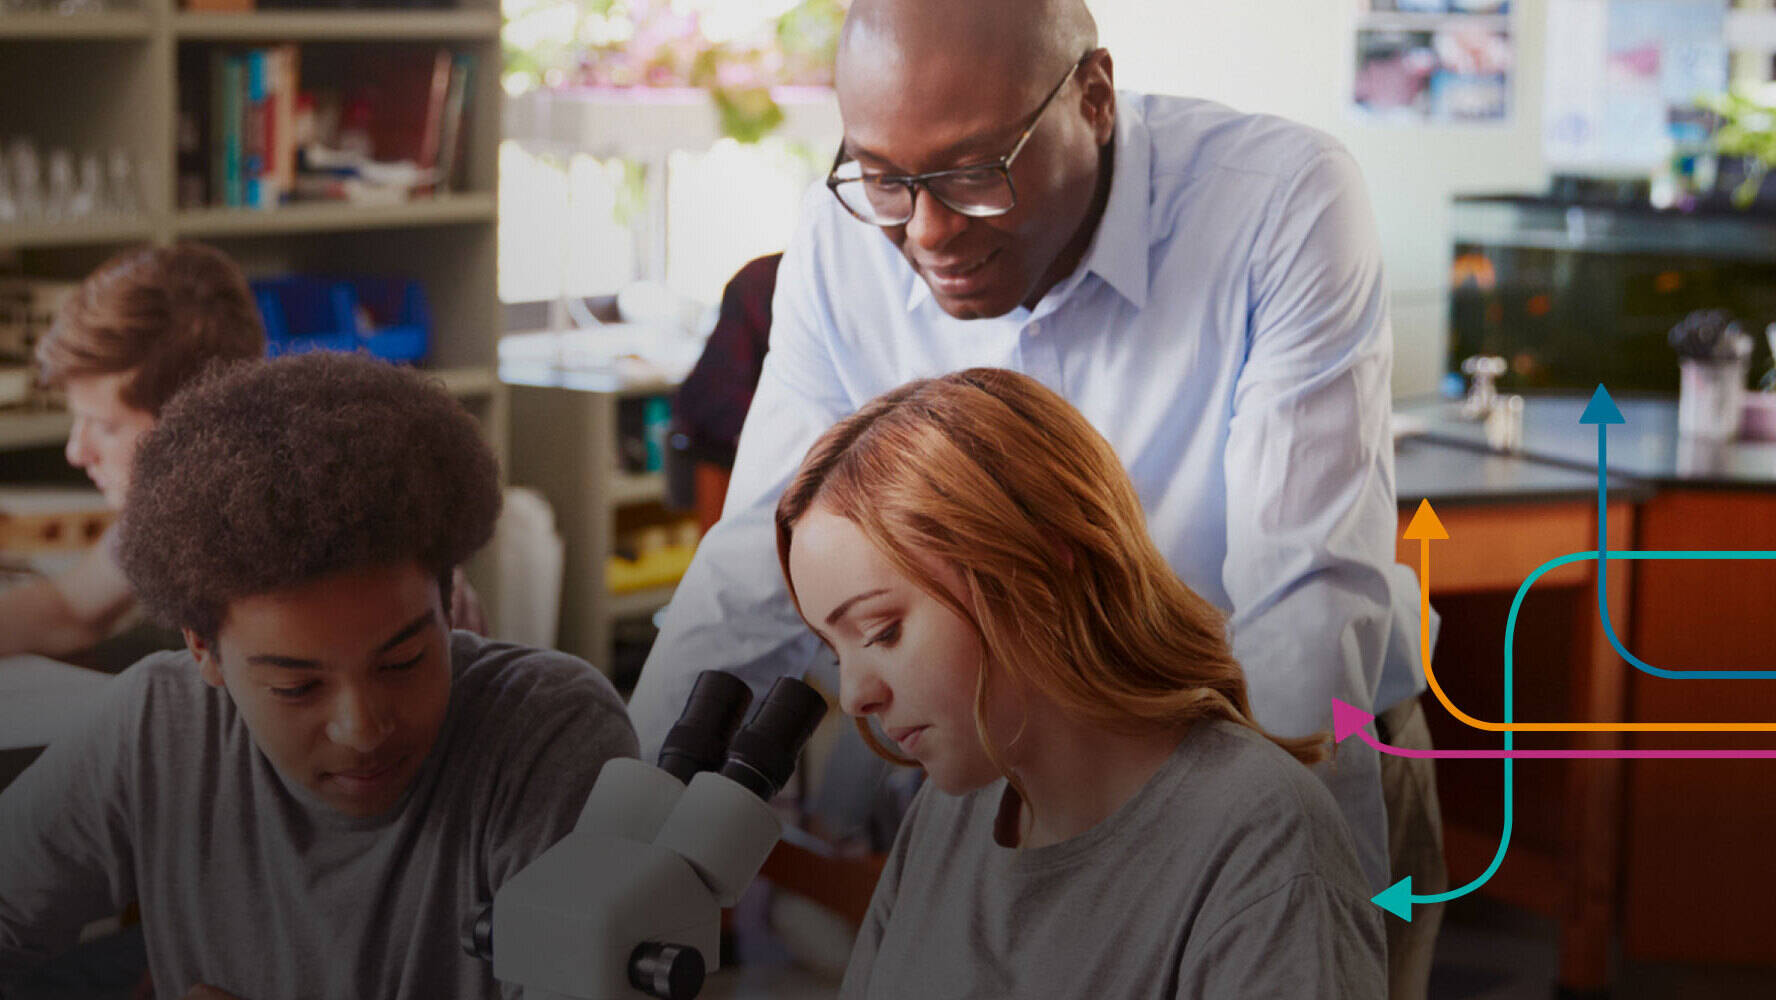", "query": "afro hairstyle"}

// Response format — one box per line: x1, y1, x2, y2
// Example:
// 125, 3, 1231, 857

117, 351, 501, 640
